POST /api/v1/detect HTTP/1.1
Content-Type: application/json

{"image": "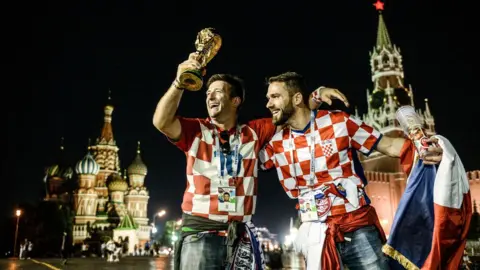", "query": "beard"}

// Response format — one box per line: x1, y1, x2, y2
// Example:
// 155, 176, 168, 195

272, 102, 295, 126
